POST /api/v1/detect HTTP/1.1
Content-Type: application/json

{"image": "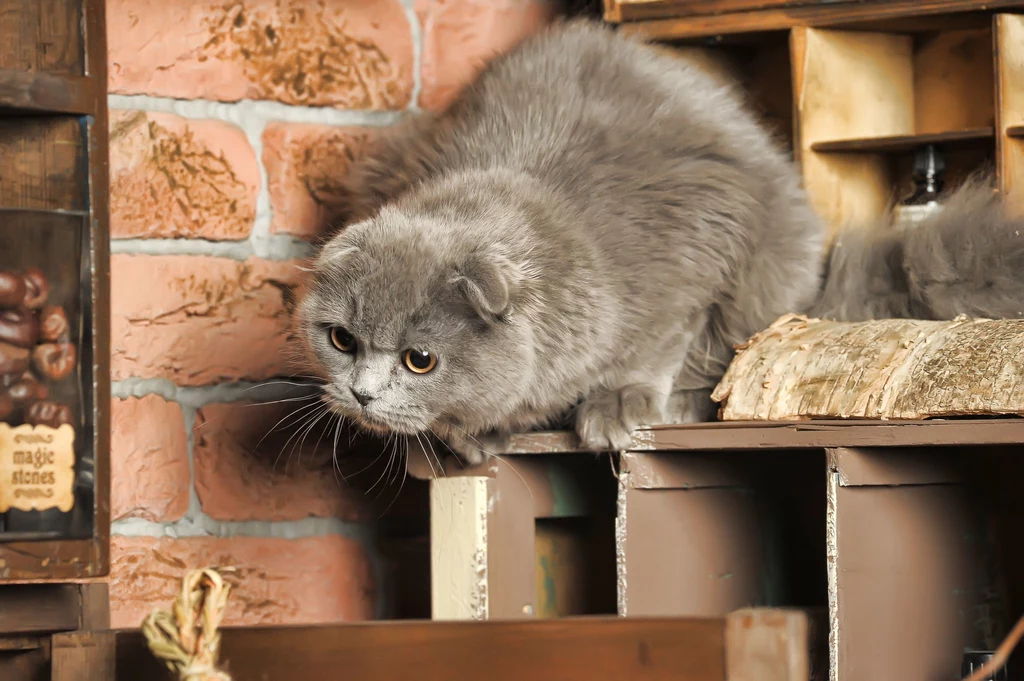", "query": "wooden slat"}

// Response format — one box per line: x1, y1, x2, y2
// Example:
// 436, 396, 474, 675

726, 609, 810, 681
448, 419, 1024, 456
0, 0, 84, 75
51, 631, 116, 681
618, 0, 1024, 41
605, 0, 843, 23
114, 618, 729, 681
996, 14, 1024, 216
0, 70, 99, 114
83, 0, 112, 581
810, 127, 994, 154
0, 117, 88, 211
0, 584, 82, 634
